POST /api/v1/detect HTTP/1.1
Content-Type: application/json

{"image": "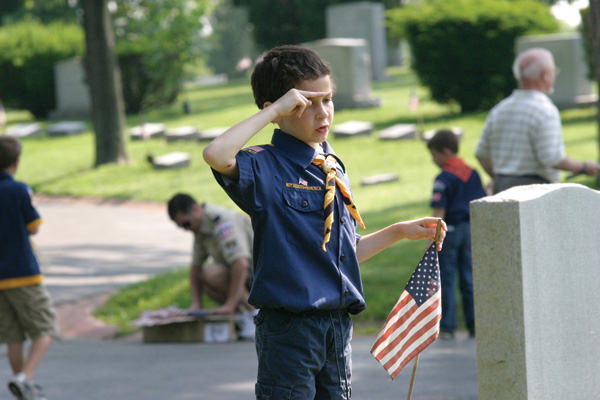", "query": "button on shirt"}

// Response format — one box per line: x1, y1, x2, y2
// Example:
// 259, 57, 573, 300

212, 129, 366, 315
475, 89, 566, 183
